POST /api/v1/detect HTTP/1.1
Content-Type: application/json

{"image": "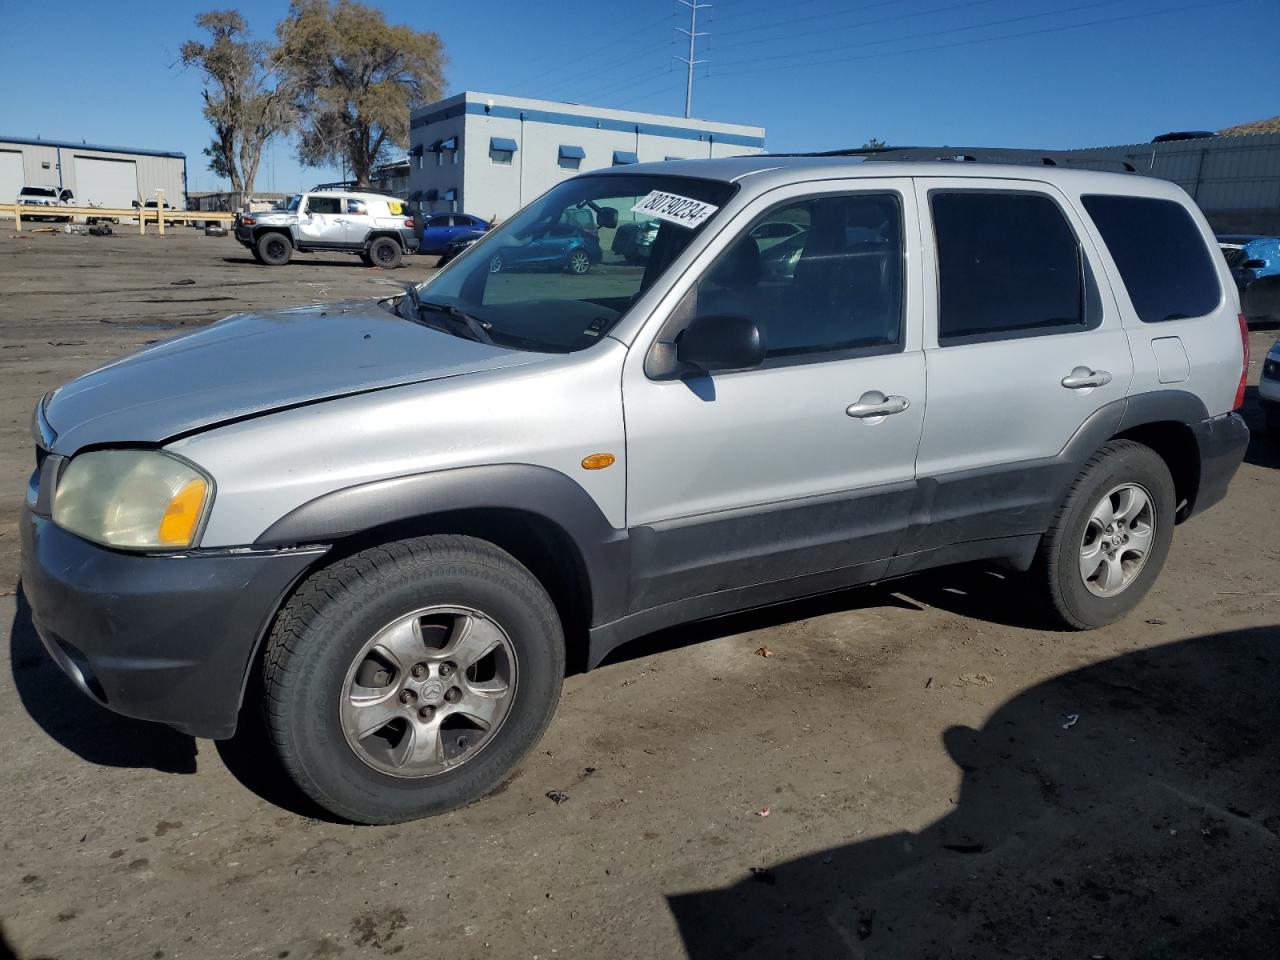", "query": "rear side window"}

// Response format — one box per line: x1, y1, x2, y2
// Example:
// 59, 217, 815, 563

1081, 195, 1221, 323
931, 191, 1083, 342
